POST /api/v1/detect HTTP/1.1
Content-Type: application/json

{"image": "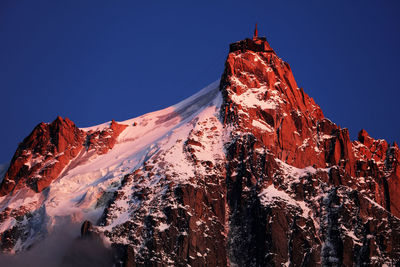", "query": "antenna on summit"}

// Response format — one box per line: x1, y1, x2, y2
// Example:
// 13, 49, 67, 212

253, 23, 258, 39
